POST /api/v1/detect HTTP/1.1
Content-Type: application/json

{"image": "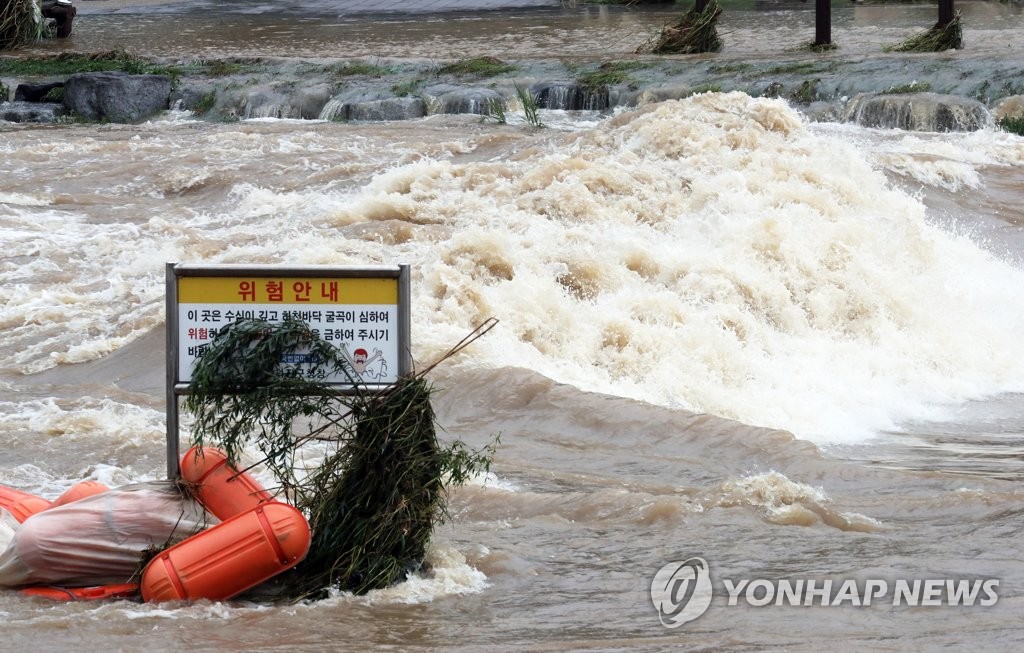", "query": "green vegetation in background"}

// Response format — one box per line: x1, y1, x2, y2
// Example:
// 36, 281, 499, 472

765, 61, 833, 76
688, 82, 722, 95
708, 62, 753, 75
790, 78, 819, 104
332, 61, 393, 77
193, 90, 217, 115
41, 85, 63, 102
392, 77, 424, 97
577, 61, 648, 91
436, 56, 516, 78
0, 52, 277, 81
0, 50, 170, 76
